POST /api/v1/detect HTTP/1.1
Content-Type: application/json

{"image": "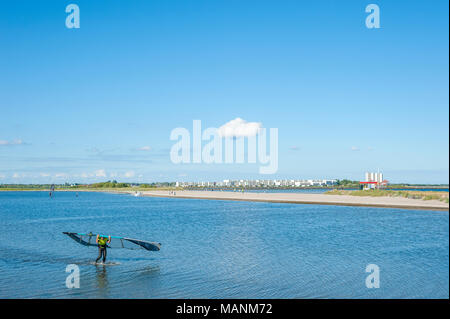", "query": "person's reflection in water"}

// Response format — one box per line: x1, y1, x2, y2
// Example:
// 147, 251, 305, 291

95, 265, 109, 297
128, 265, 161, 298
